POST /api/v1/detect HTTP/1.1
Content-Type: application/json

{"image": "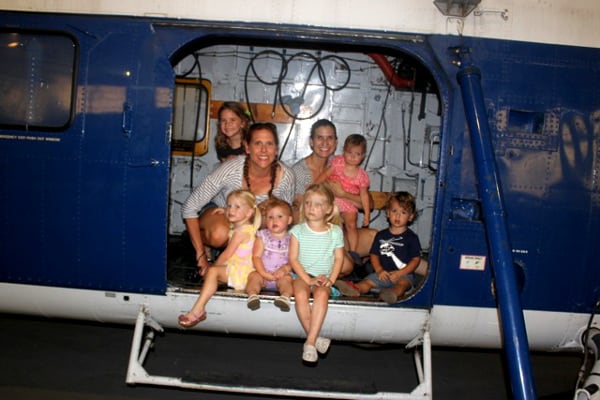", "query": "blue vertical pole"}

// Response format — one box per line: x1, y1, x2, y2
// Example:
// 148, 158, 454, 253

455, 48, 537, 400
